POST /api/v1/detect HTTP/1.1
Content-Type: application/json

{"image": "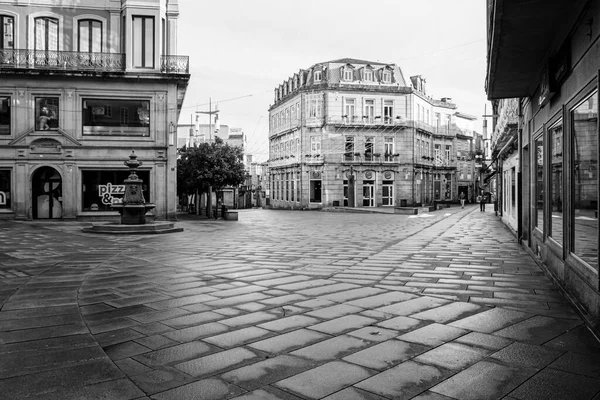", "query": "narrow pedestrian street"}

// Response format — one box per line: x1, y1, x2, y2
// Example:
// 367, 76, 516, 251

1, 206, 599, 400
